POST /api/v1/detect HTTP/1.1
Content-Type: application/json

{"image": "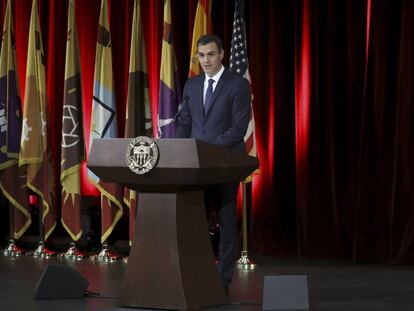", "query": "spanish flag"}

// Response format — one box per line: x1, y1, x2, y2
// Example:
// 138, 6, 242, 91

188, 0, 212, 78
0, 0, 31, 239
123, 0, 152, 244
88, 0, 123, 244
61, 0, 85, 242
19, 0, 55, 240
